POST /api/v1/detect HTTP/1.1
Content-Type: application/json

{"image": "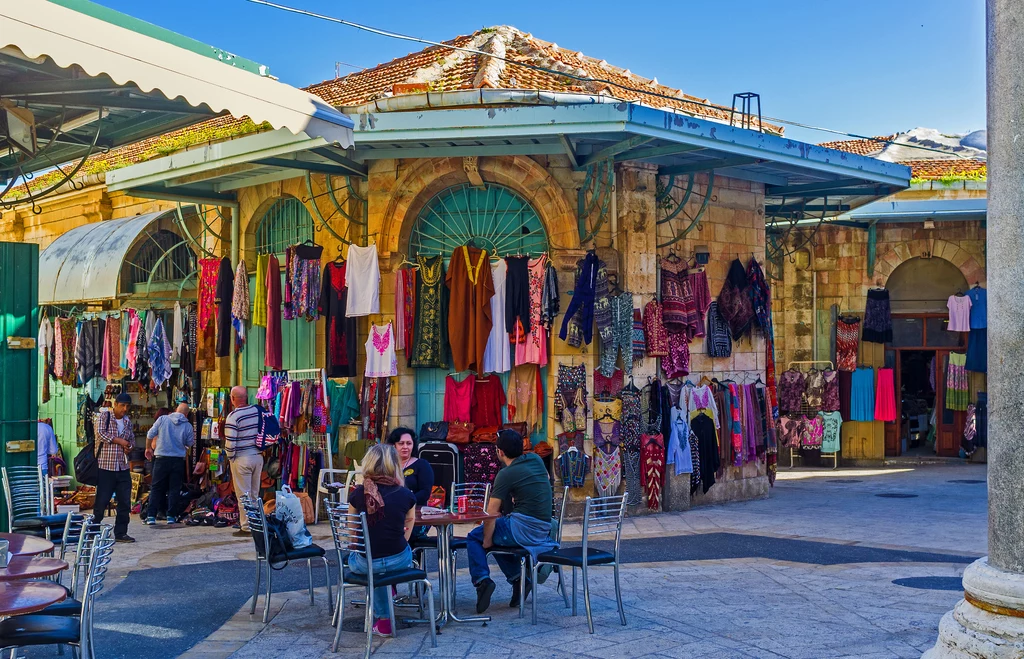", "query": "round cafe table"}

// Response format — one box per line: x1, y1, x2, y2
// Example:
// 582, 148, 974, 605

0, 534, 54, 557
414, 509, 495, 628
0, 557, 67, 582
0, 581, 66, 616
